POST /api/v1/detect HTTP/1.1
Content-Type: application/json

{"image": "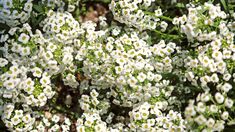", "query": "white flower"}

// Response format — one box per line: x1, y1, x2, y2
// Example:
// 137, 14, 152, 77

221, 83, 232, 93
32, 67, 42, 78
127, 76, 138, 87
47, 43, 57, 52
201, 56, 210, 67
209, 105, 218, 113
3, 79, 15, 90
116, 57, 126, 66
212, 51, 223, 60
0, 58, 8, 67
52, 115, 60, 123
210, 73, 219, 83
137, 72, 147, 82
185, 106, 196, 116
155, 9, 163, 17
223, 73, 231, 81
172, 17, 180, 25
3, 0, 13, 8
51, 124, 60, 131
141, 110, 149, 119
40, 76, 51, 87
206, 118, 215, 128
160, 21, 168, 32
11, 116, 21, 125
115, 66, 123, 75
90, 89, 99, 98
194, 115, 207, 125
84, 118, 94, 127
221, 111, 229, 120
38, 93, 47, 102
22, 114, 32, 124
94, 123, 106, 132
76, 126, 85, 132
133, 112, 142, 120
25, 78, 34, 88
14, 110, 23, 118
20, 47, 30, 56
18, 33, 30, 44
185, 72, 194, 81
200, 76, 211, 85
215, 92, 224, 104
24, 2, 33, 12
196, 102, 206, 113
224, 98, 234, 108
